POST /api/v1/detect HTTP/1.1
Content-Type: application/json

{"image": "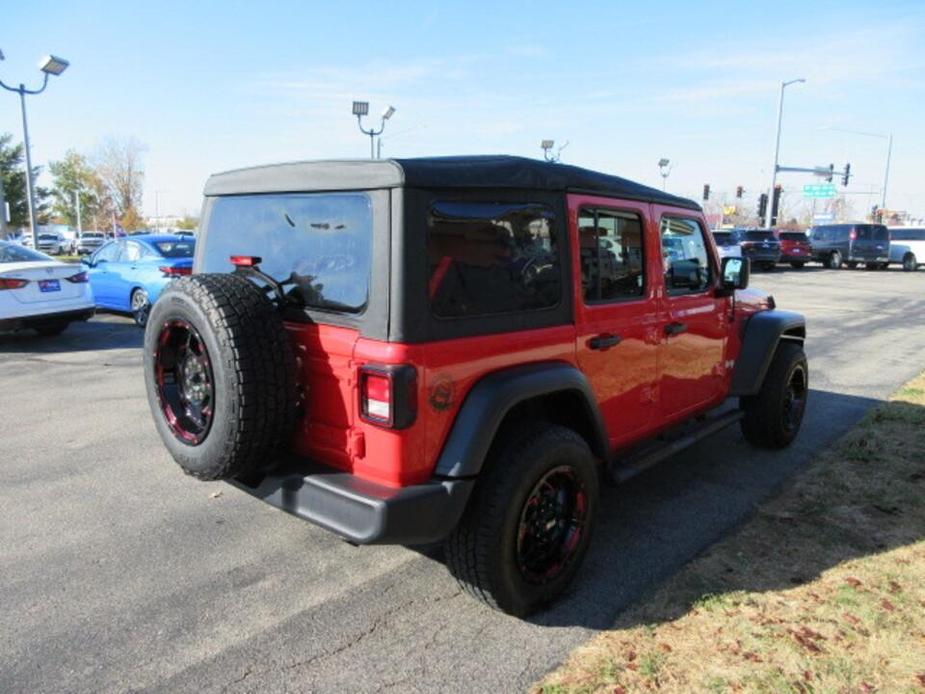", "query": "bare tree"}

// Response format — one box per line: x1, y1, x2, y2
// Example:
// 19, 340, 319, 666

96, 136, 147, 225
